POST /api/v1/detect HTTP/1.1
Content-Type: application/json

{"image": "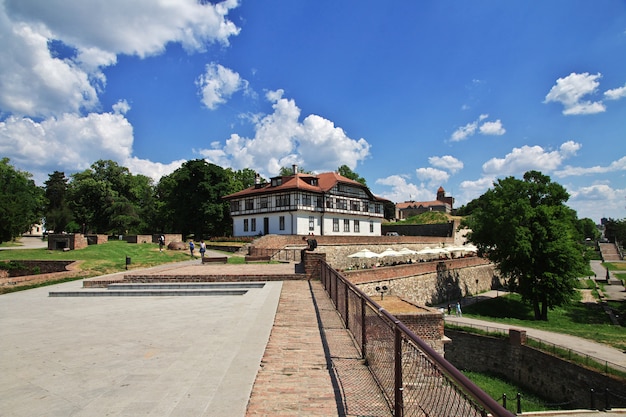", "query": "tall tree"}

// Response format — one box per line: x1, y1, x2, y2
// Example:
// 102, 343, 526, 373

44, 171, 73, 233
226, 168, 263, 194
337, 164, 367, 185
0, 158, 44, 243
603, 218, 626, 245
462, 171, 587, 321
159, 159, 232, 238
